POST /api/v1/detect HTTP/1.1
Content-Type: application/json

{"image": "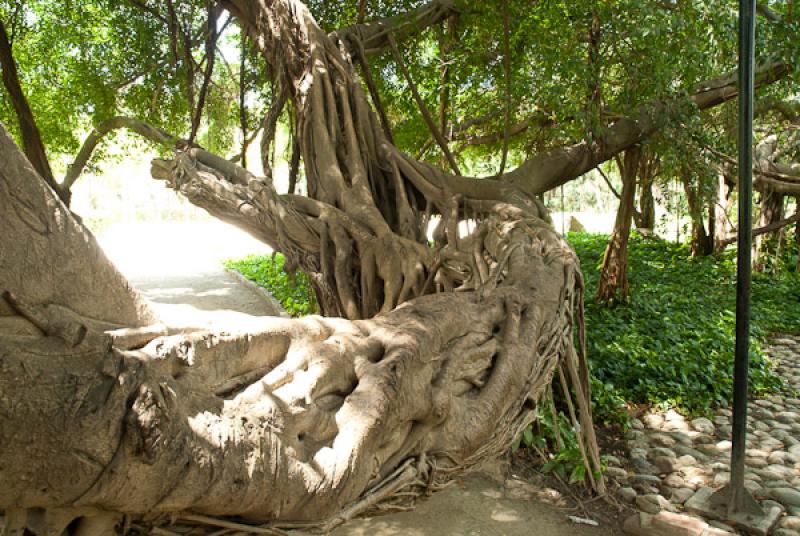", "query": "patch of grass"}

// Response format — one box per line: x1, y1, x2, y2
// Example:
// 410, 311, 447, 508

224, 253, 317, 317
570, 232, 799, 422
